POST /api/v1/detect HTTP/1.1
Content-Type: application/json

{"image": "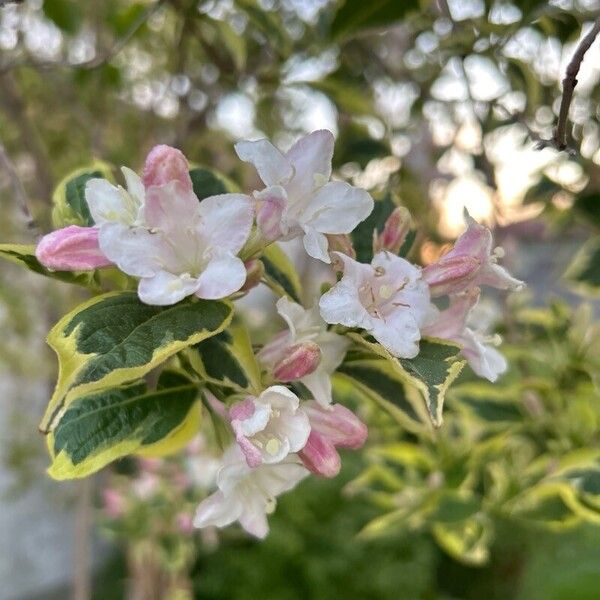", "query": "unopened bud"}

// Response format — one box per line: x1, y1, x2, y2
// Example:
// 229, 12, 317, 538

374, 206, 412, 255
299, 431, 341, 478
326, 234, 356, 259
36, 225, 113, 271
240, 259, 265, 293
142, 145, 193, 193
422, 255, 480, 297
255, 186, 286, 242
302, 401, 368, 449
273, 341, 321, 382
